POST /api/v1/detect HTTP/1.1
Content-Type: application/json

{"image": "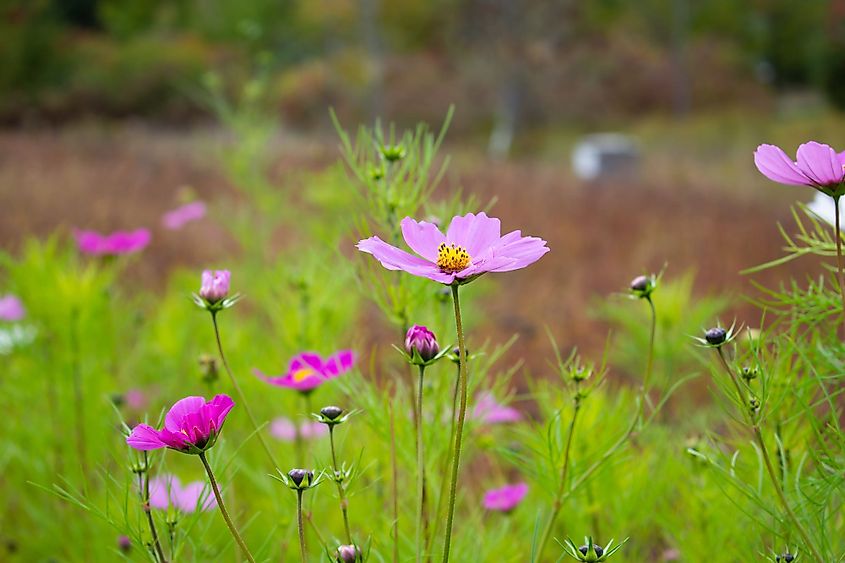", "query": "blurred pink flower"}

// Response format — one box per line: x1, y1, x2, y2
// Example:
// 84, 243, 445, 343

472, 392, 522, 424
298, 420, 328, 439
270, 417, 298, 442
126, 394, 234, 454
357, 212, 549, 285
754, 142, 845, 195
0, 294, 25, 322
149, 474, 216, 512
482, 482, 528, 512
162, 201, 206, 230
254, 350, 355, 394
124, 388, 147, 411
74, 228, 151, 256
